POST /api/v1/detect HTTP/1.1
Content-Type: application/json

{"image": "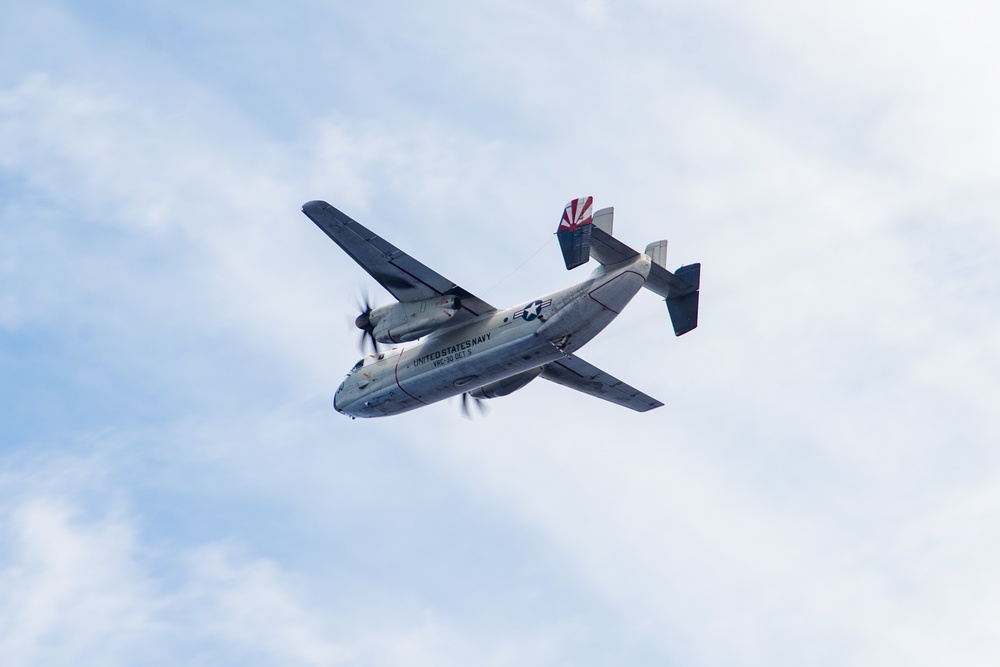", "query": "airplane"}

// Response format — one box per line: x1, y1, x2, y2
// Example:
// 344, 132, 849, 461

302, 197, 700, 418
